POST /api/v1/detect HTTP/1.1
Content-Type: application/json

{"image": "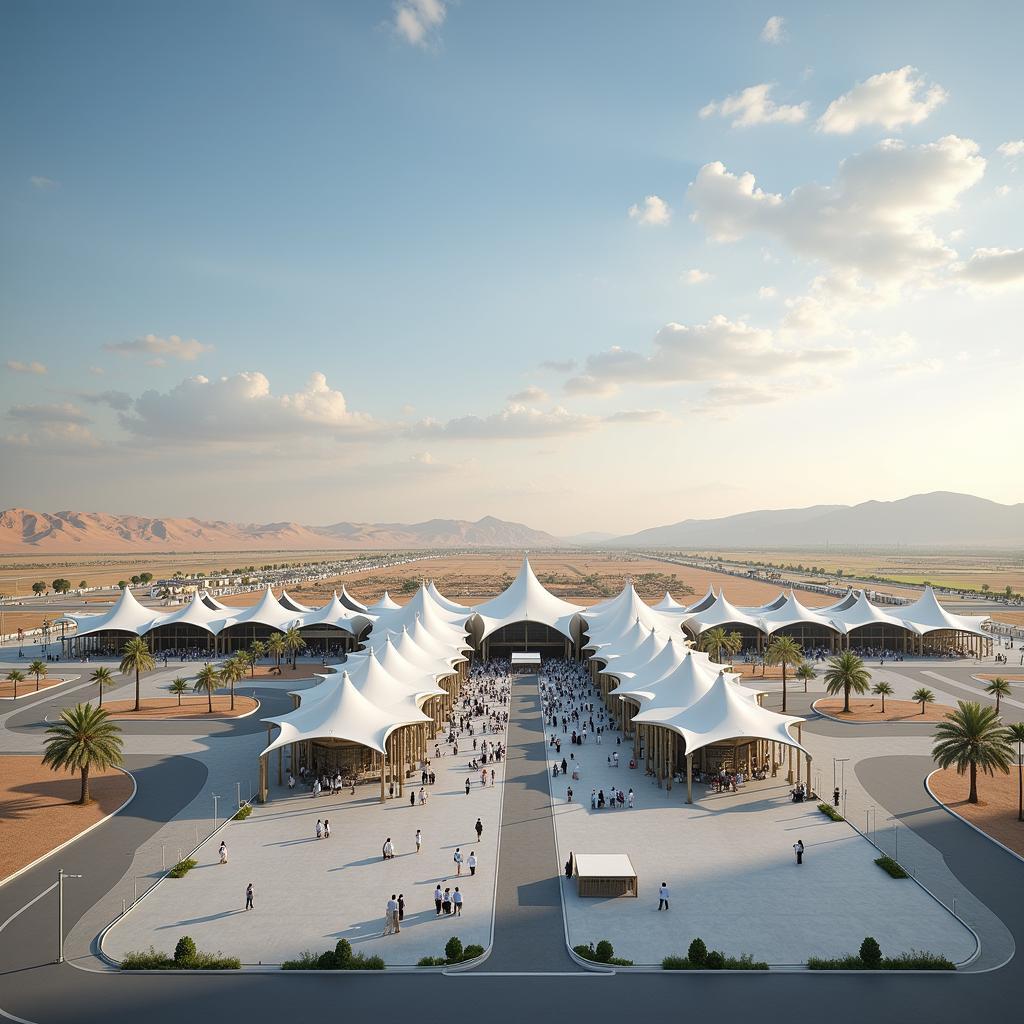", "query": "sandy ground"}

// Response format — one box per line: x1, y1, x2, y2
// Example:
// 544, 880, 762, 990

0, 755, 135, 881
0, 676, 65, 699
243, 664, 330, 680
975, 673, 1024, 682
930, 767, 1024, 858
814, 697, 953, 722
99, 695, 259, 719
